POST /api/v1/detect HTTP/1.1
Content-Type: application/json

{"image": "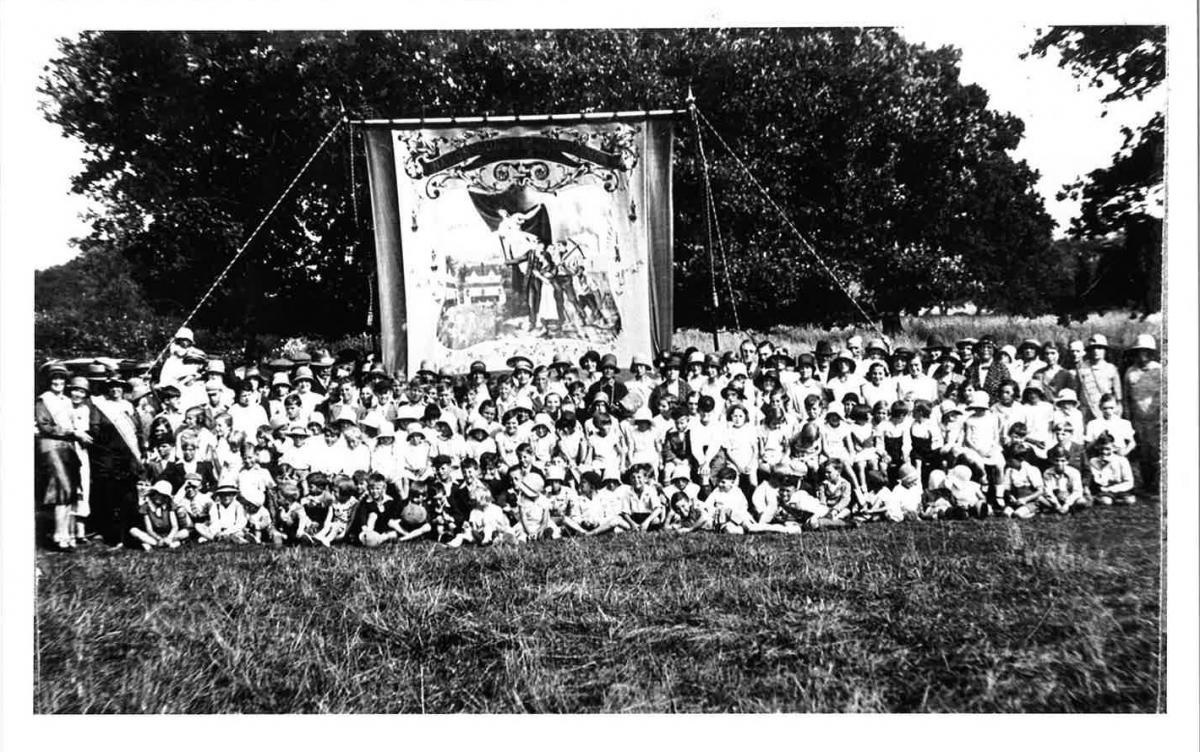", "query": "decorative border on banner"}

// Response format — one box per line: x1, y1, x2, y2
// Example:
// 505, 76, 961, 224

398, 124, 641, 198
